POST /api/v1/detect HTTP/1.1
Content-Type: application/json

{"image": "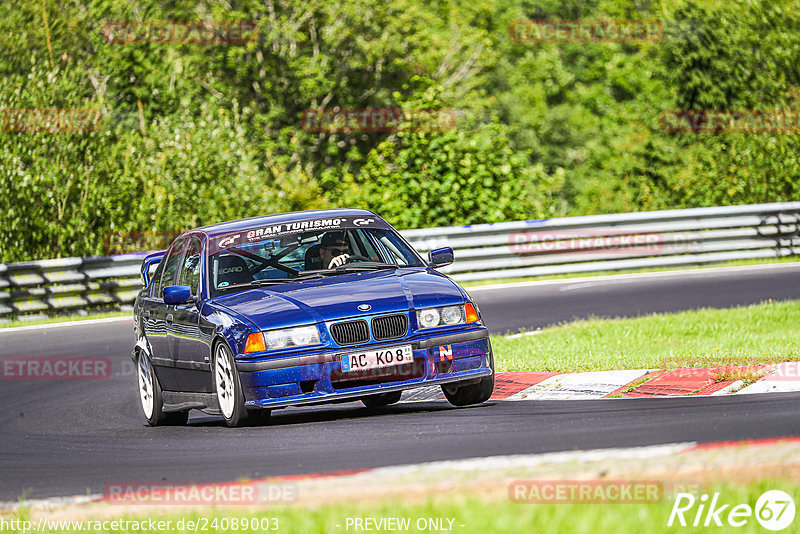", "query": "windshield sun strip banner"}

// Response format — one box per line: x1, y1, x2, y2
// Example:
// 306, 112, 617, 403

212, 216, 391, 253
